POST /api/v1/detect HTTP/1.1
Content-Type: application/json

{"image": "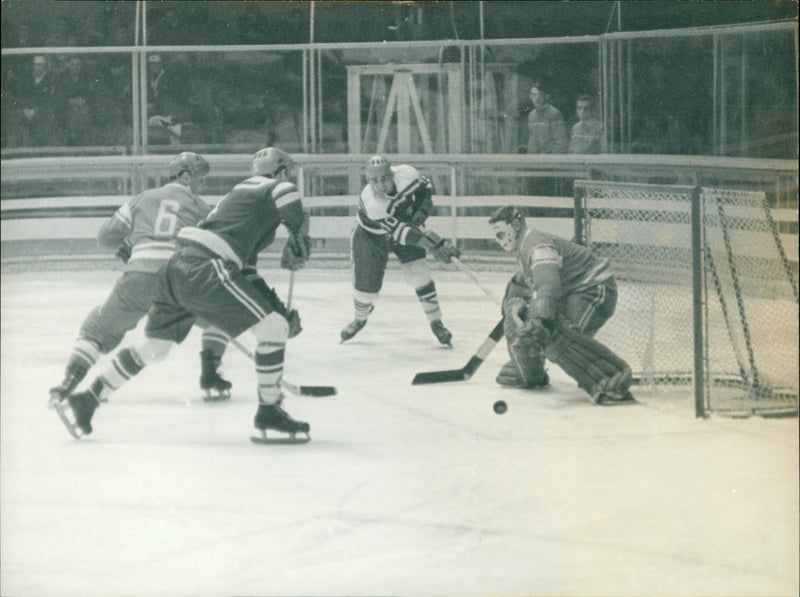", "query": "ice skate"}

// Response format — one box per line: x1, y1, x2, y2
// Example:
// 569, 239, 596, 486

199, 350, 232, 401
53, 391, 99, 439
340, 318, 368, 343
251, 400, 310, 444
430, 319, 453, 346
495, 360, 550, 389
590, 367, 635, 405
48, 364, 89, 409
